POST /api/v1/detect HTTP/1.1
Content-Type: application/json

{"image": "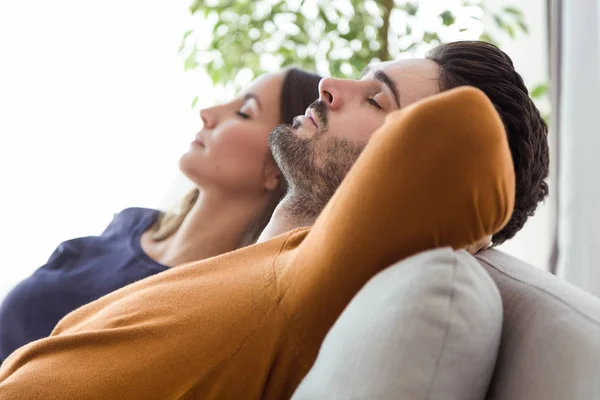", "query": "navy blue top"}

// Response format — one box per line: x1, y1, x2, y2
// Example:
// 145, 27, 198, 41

0, 207, 168, 363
